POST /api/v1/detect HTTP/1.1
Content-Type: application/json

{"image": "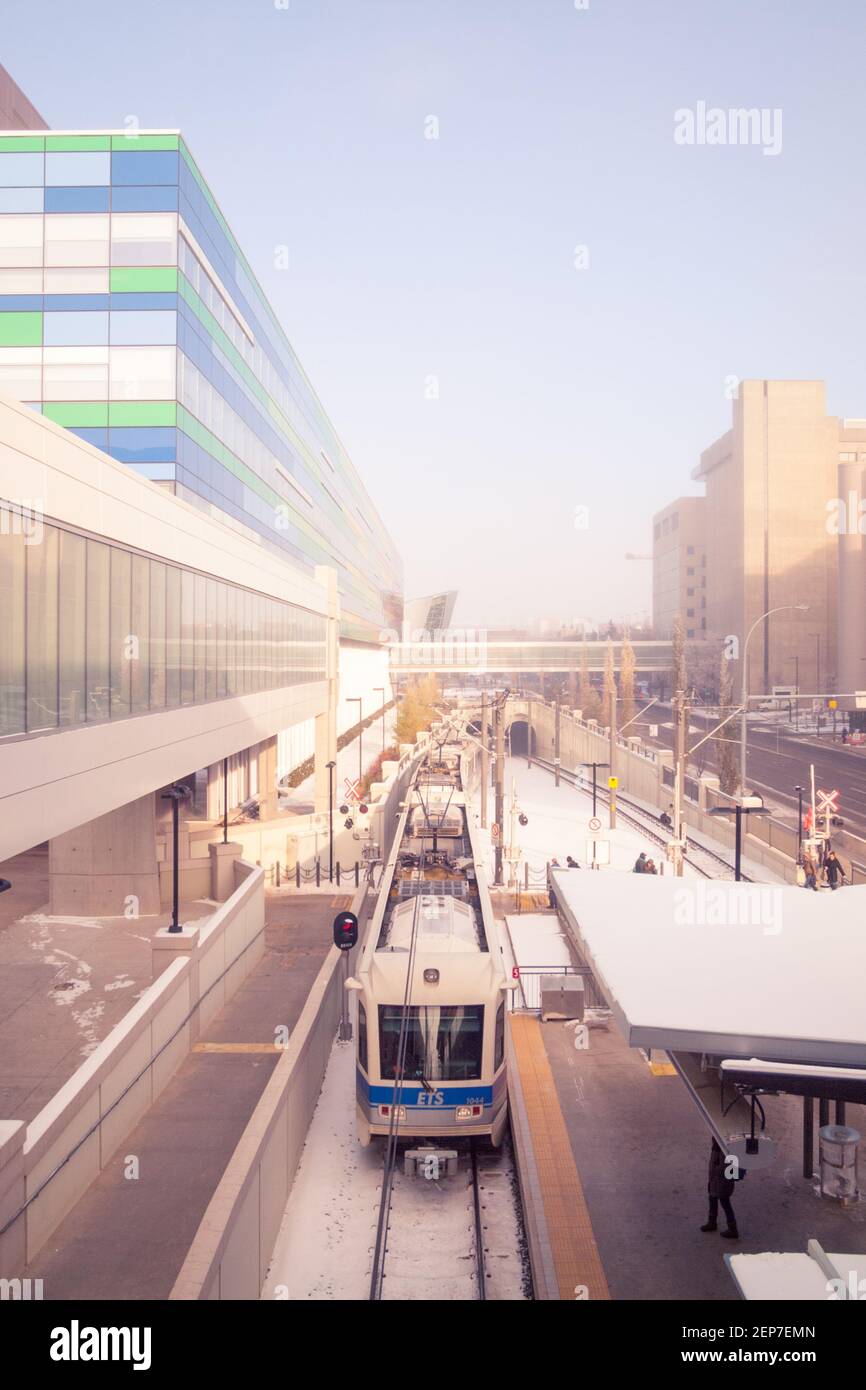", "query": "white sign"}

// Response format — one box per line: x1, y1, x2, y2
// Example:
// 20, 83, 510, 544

585, 838, 611, 865
817, 788, 840, 816
856, 691, 866, 710
649, 724, 659, 738
588, 816, 602, 832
